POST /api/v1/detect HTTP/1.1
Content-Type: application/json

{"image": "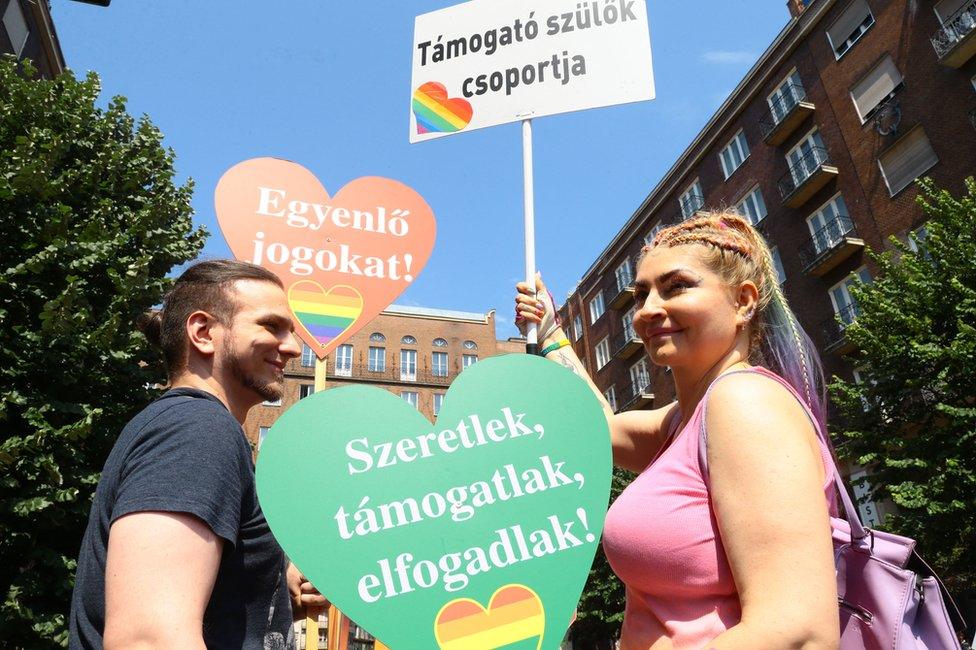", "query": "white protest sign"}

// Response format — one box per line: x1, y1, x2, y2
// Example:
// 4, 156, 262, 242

409, 0, 655, 142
